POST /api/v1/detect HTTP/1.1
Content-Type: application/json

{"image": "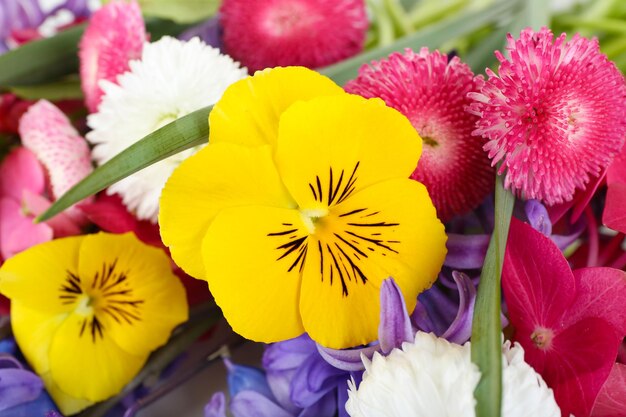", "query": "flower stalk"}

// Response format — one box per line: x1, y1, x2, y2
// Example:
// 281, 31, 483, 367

470, 172, 515, 417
